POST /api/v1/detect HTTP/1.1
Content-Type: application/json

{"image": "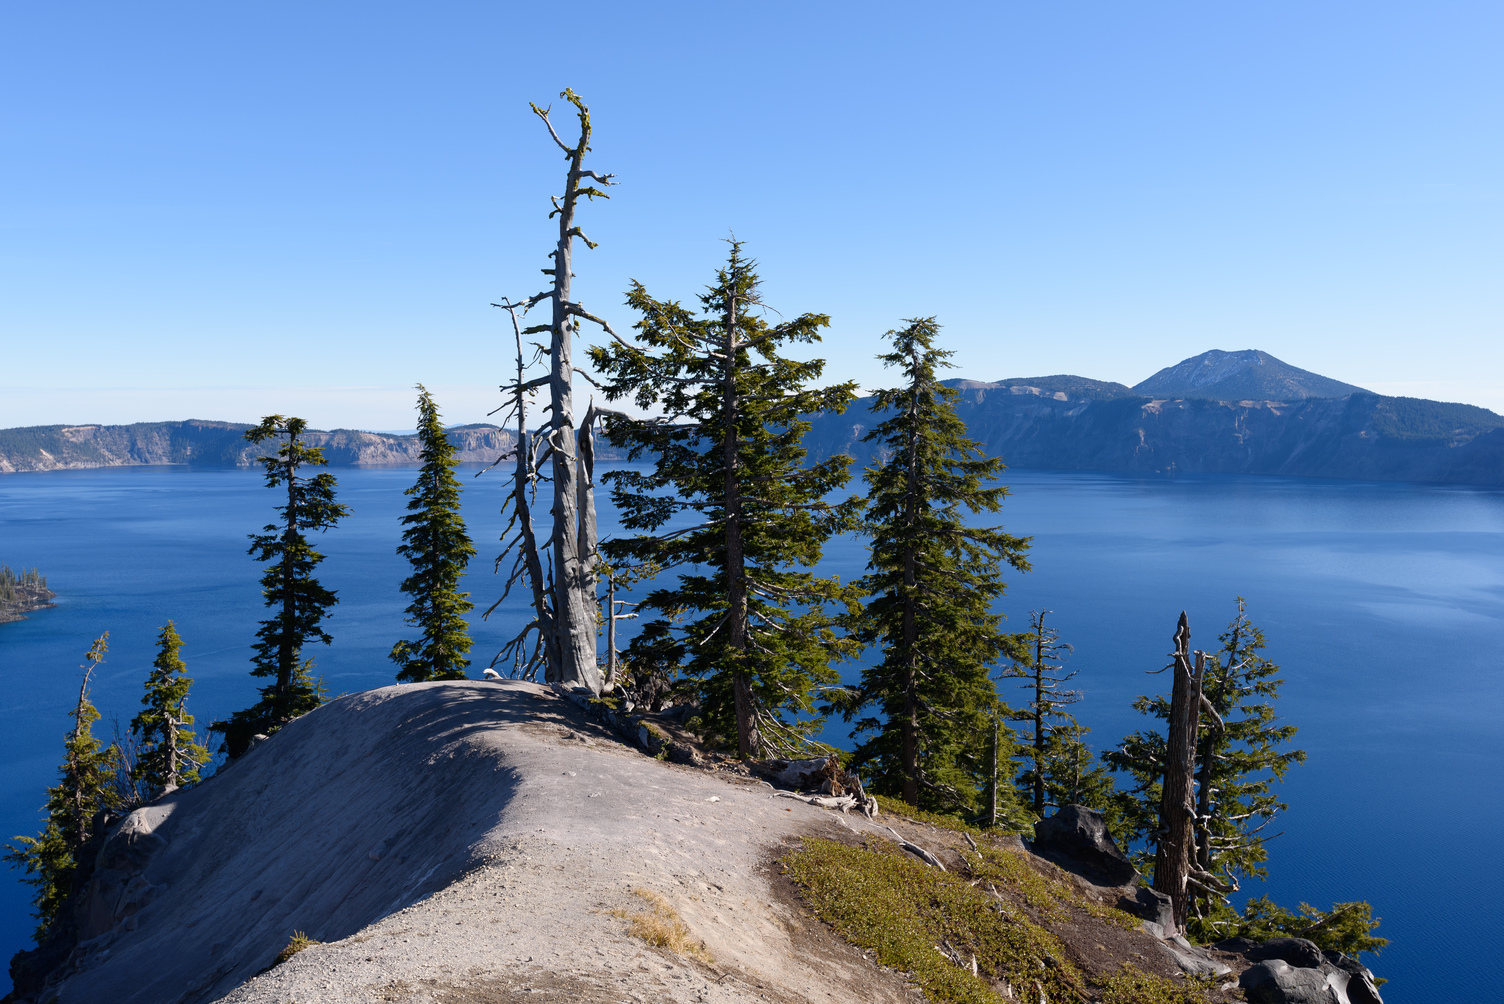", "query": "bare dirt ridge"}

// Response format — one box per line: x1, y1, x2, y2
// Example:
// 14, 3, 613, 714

35, 682, 1243, 1004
